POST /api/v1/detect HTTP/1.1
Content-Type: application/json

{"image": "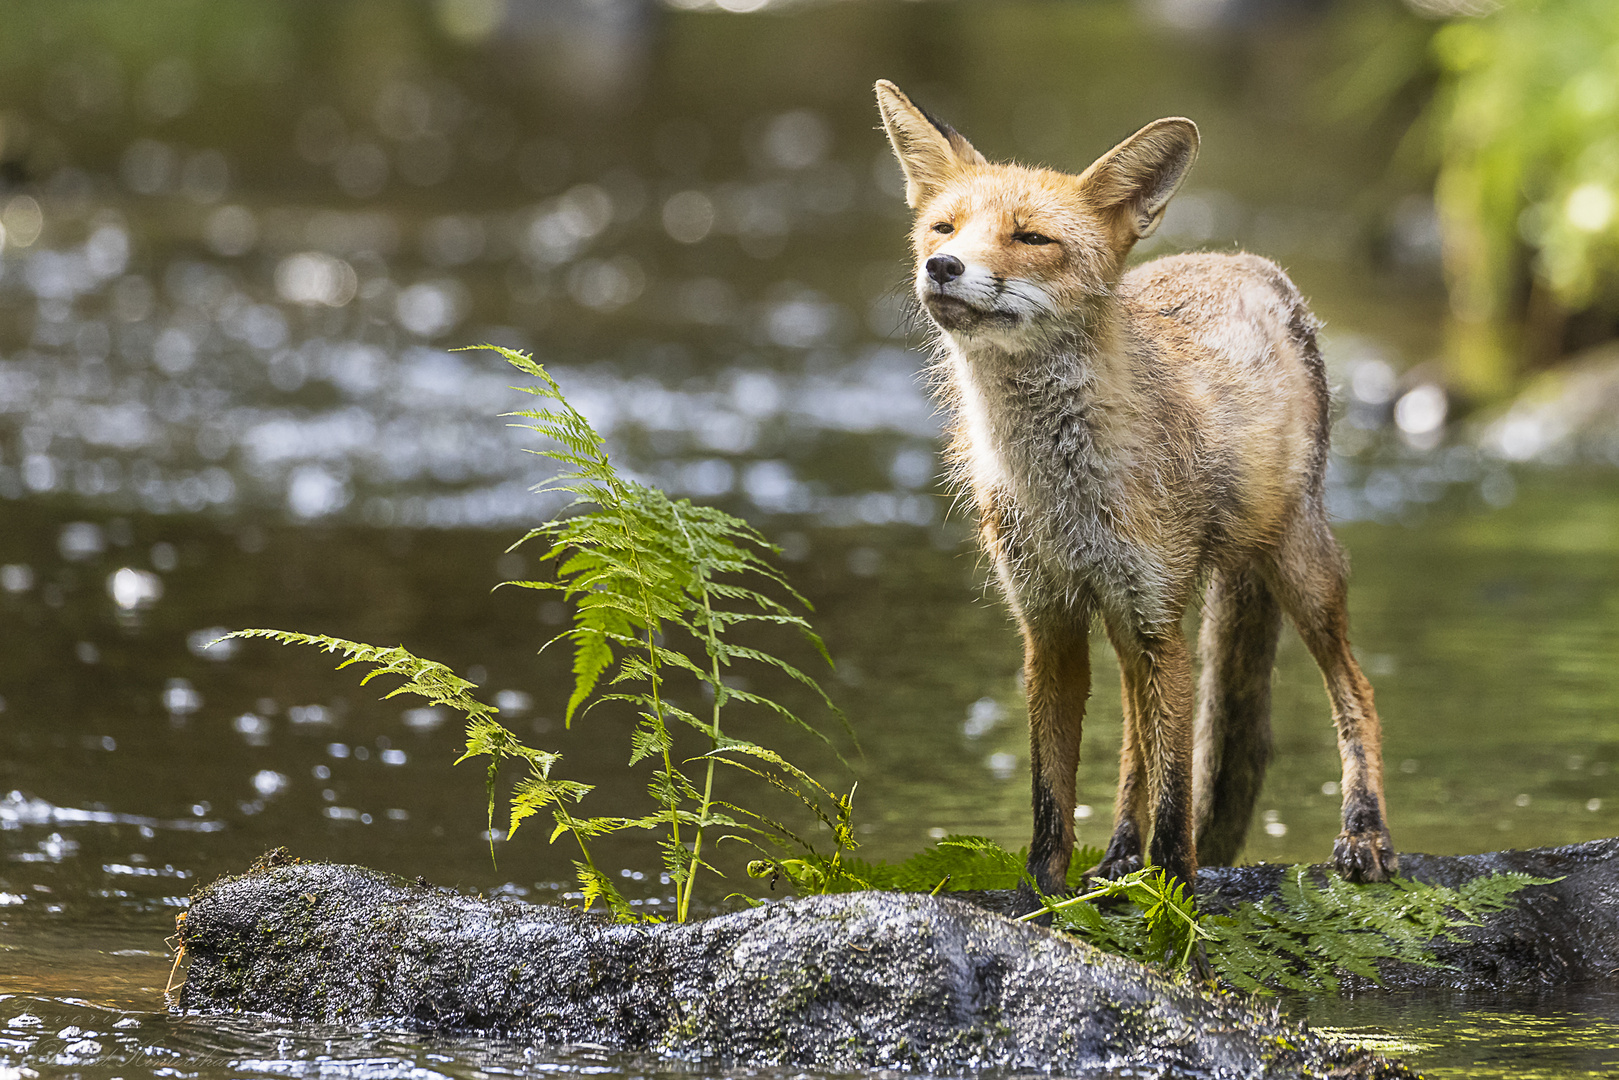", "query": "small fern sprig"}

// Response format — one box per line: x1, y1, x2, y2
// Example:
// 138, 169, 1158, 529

229, 349, 853, 923
750, 834, 1106, 896
233, 351, 854, 926
1028, 858, 1556, 991
220, 630, 491, 713
1023, 865, 1212, 969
